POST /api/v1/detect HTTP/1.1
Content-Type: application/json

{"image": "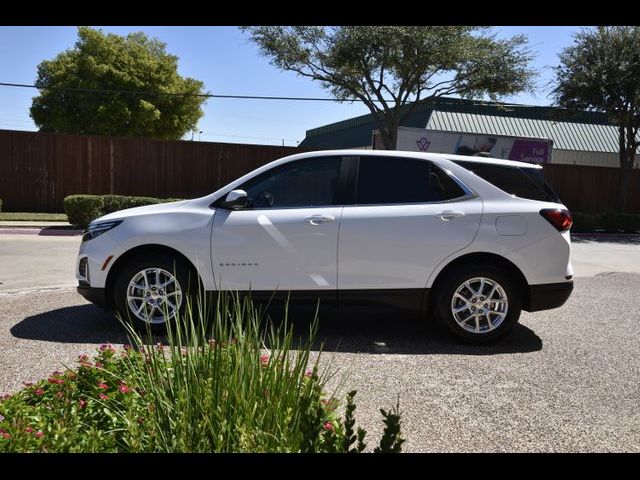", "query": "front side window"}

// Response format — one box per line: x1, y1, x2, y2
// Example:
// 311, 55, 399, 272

239, 156, 342, 208
355, 157, 467, 205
